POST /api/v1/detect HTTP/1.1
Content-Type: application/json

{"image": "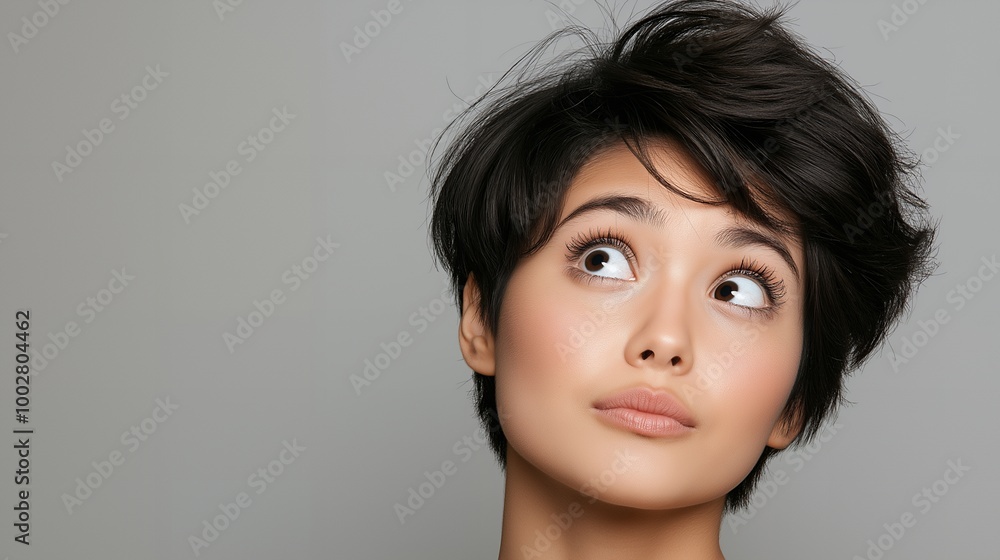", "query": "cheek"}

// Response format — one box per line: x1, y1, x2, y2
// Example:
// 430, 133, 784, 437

491, 271, 626, 482
493, 274, 582, 429
695, 322, 803, 457
493, 264, 617, 395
